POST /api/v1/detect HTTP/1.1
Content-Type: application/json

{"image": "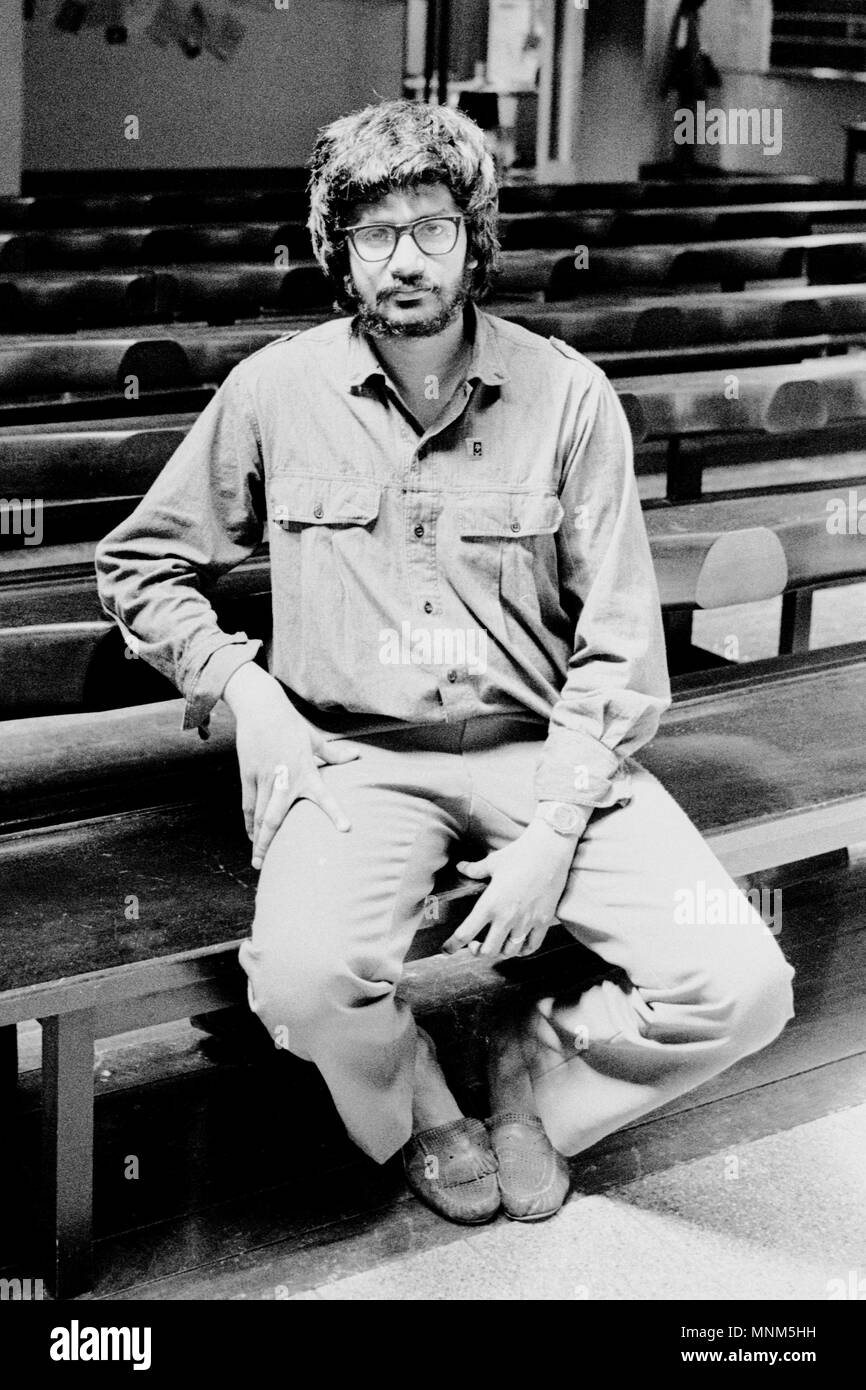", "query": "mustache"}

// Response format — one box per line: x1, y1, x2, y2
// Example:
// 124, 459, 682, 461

377, 284, 437, 301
